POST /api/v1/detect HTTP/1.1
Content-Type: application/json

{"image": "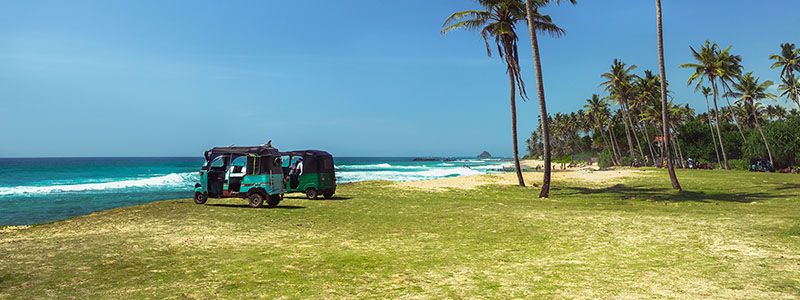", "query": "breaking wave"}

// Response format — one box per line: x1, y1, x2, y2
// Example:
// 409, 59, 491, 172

0, 172, 197, 196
